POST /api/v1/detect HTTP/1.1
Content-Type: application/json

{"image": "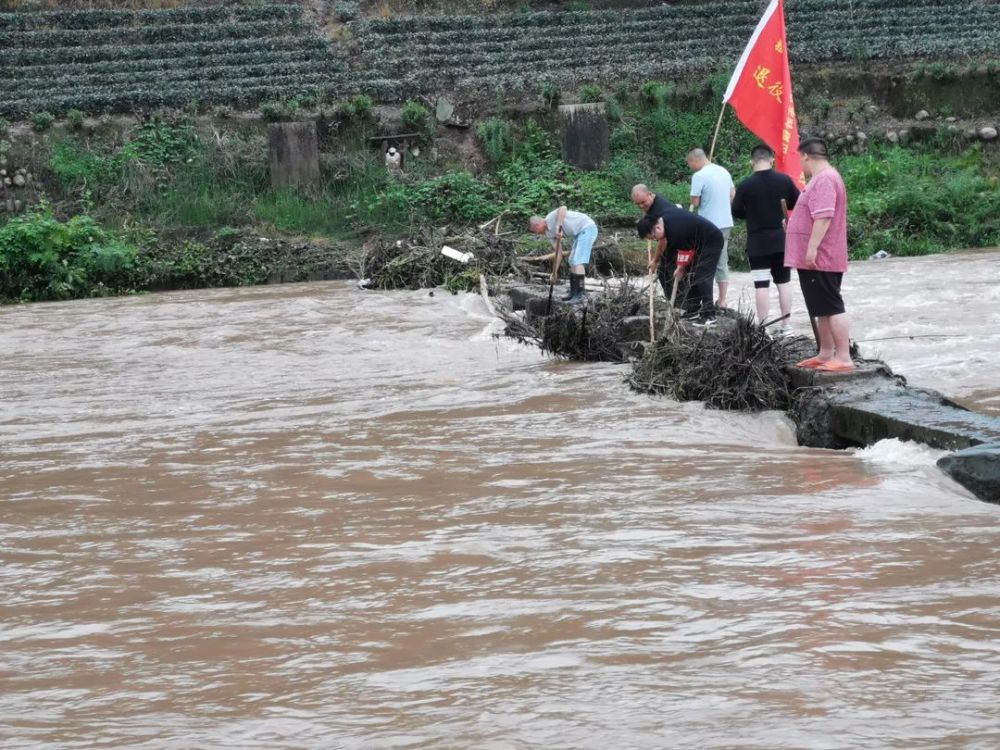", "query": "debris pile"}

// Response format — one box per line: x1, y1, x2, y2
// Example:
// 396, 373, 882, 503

352, 226, 632, 291
351, 227, 532, 291
498, 280, 645, 363
628, 313, 803, 412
